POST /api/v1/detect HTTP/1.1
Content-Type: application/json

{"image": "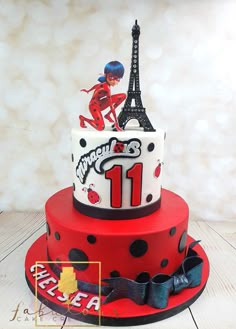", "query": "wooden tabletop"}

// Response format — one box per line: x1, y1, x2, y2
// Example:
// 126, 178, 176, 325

0, 211, 235, 328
